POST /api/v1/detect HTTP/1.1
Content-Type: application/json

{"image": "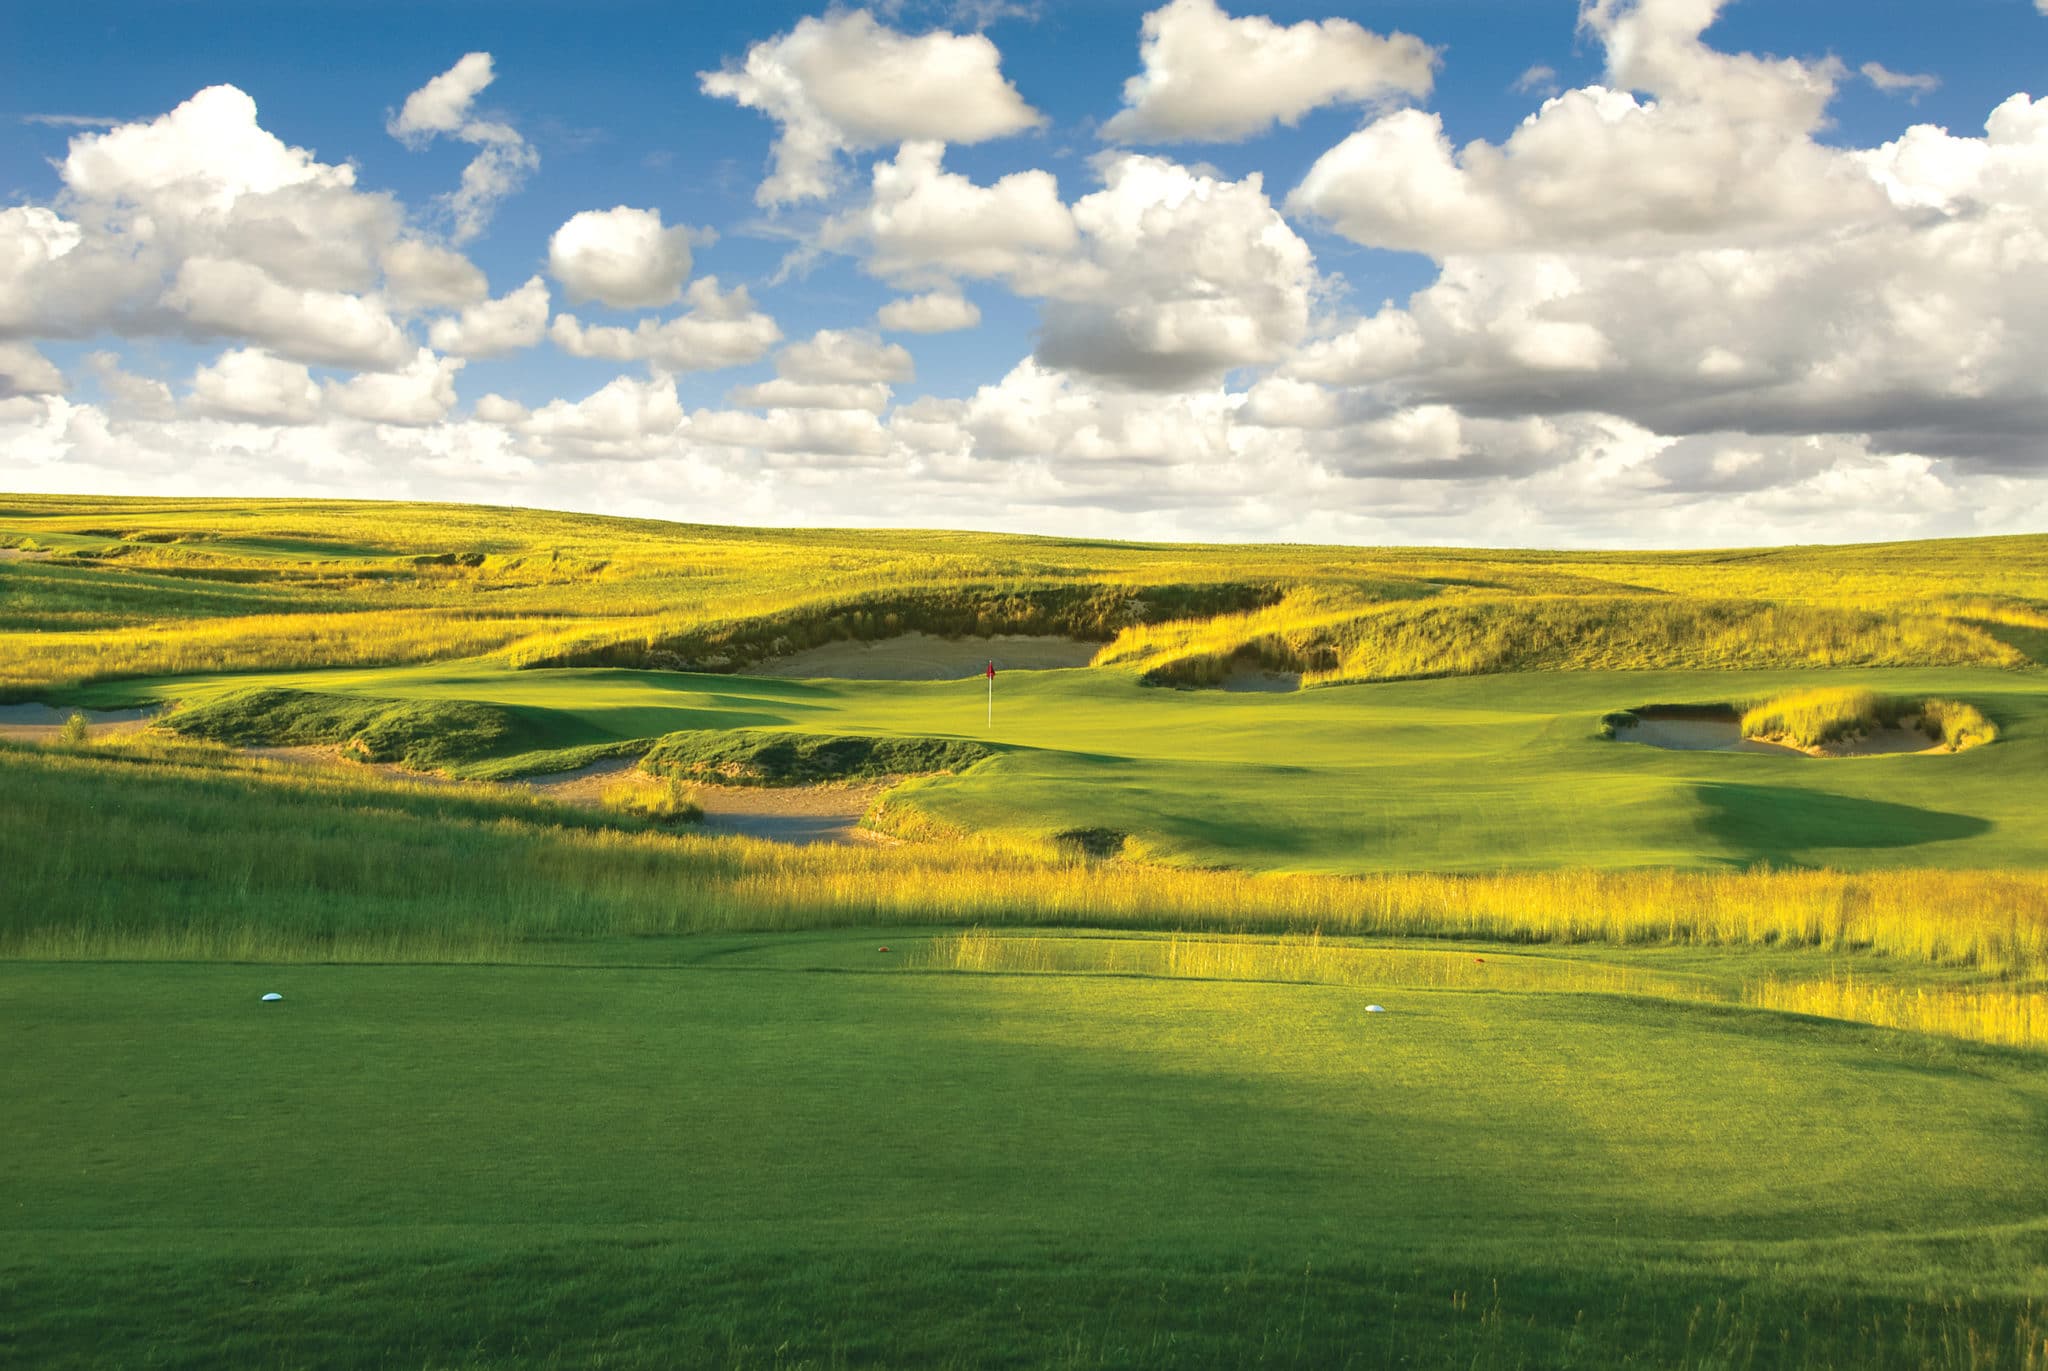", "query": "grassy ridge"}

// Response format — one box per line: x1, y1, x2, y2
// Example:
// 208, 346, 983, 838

164, 686, 554, 770
5, 495, 2047, 697
1099, 591, 2026, 688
